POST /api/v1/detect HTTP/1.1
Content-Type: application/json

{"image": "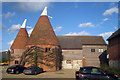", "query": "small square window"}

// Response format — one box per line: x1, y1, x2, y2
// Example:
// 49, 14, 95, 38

45, 48, 47, 52
99, 49, 104, 52
15, 60, 19, 64
11, 49, 14, 54
91, 49, 95, 52
45, 48, 51, 52
48, 48, 51, 51
66, 60, 71, 64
